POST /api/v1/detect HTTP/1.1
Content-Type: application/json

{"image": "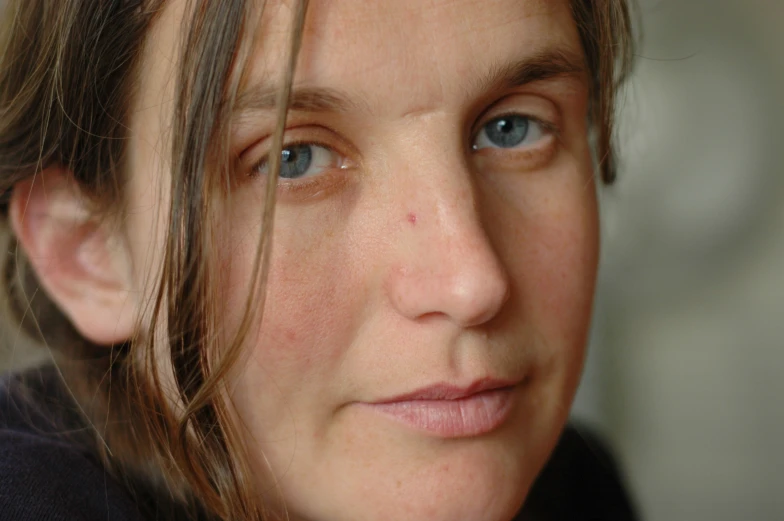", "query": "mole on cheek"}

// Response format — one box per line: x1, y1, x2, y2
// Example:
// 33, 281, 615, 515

406, 212, 418, 225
